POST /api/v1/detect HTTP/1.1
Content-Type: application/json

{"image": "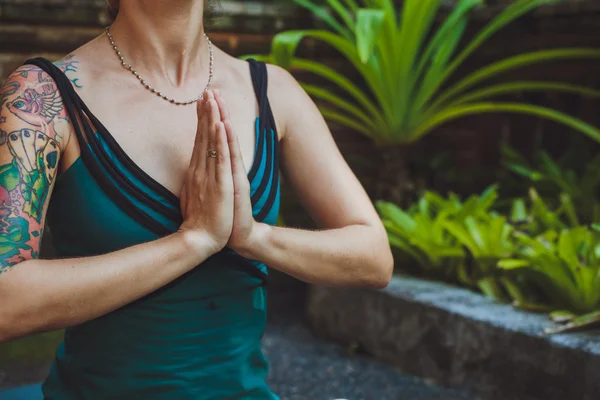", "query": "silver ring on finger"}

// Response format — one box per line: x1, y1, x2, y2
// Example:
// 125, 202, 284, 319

207, 150, 218, 158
